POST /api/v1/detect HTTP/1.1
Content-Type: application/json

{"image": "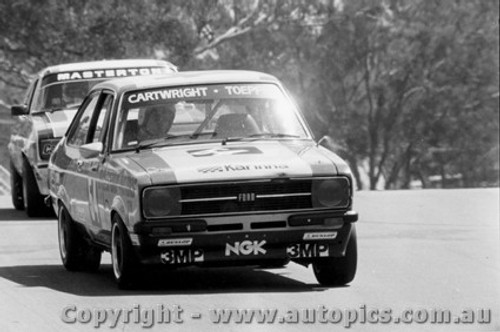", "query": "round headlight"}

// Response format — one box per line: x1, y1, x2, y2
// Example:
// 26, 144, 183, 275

314, 179, 349, 207
143, 187, 180, 218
